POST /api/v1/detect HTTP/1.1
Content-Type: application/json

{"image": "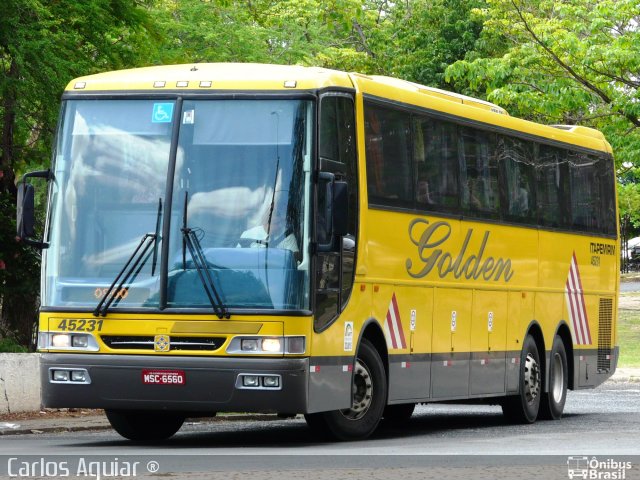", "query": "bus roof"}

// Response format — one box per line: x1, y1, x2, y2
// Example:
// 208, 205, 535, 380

66, 63, 612, 155
65, 63, 354, 92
